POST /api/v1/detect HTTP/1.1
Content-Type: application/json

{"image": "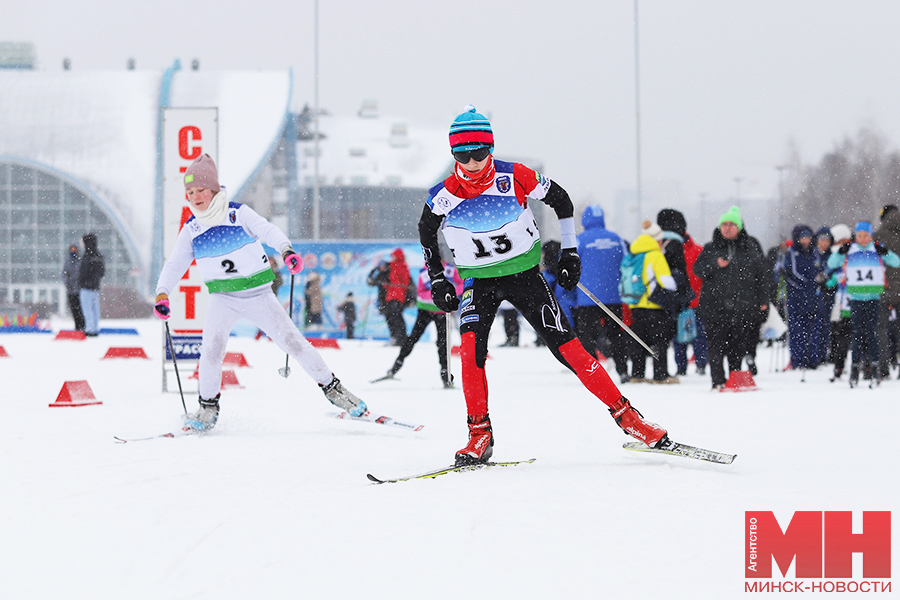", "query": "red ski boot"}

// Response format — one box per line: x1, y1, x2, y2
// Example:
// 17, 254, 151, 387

455, 414, 493, 466
608, 397, 667, 448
